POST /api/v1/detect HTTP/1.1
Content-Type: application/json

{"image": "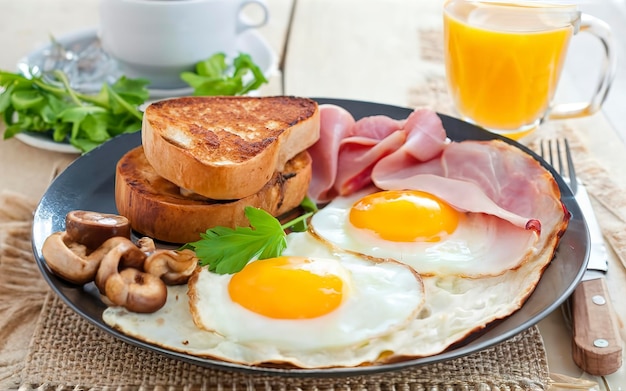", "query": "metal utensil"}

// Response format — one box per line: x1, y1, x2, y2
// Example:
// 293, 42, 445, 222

540, 138, 622, 376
